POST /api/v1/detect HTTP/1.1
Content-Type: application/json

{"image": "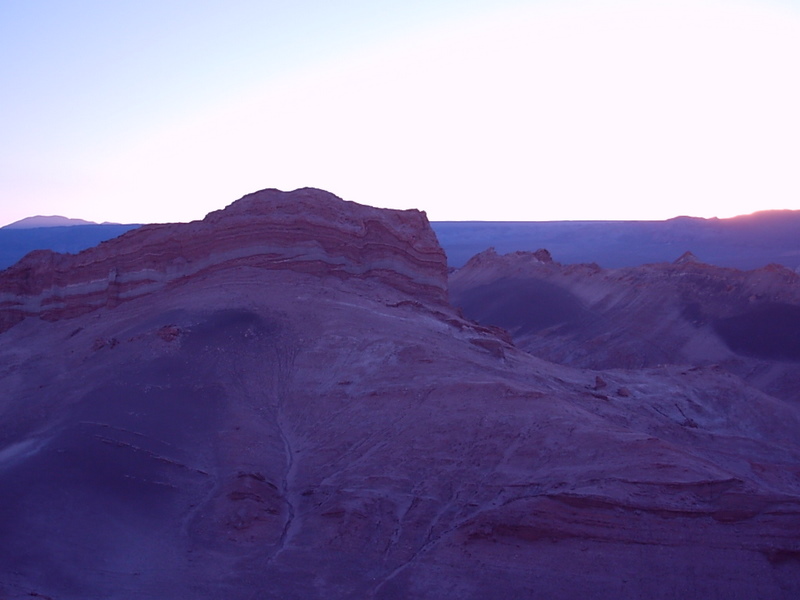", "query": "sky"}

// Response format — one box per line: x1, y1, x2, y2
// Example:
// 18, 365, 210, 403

1, 0, 799, 226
